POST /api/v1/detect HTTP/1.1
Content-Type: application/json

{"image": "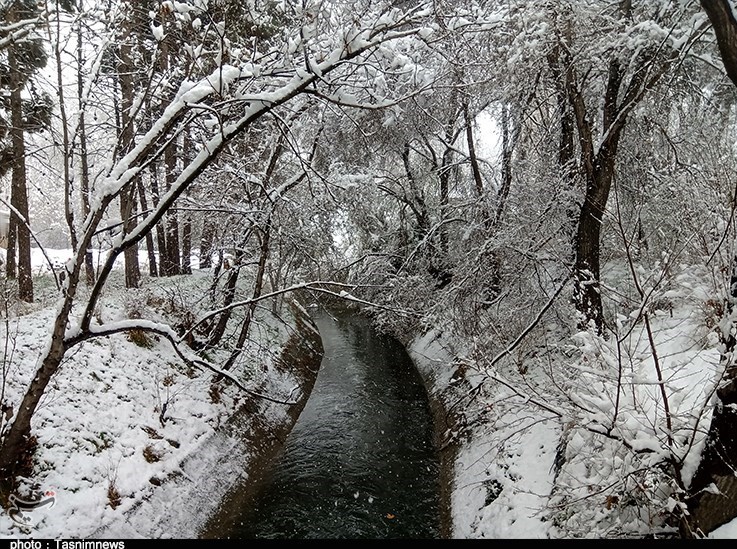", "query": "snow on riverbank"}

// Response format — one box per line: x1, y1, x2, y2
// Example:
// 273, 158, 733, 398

1, 247, 733, 539
406, 261, 728, 539
0, 260, 318, 539
408, 327, 558, 538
